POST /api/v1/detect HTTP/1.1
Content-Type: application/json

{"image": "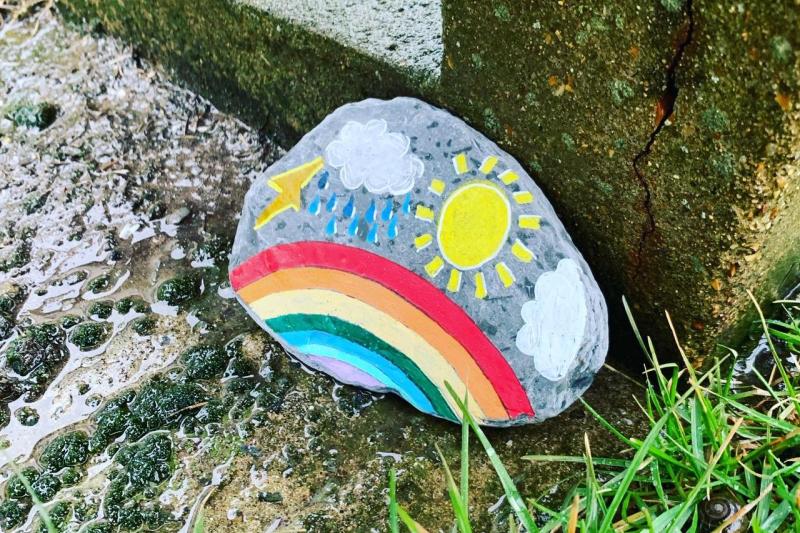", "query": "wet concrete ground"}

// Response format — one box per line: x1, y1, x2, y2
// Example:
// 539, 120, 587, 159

0, 9, 648, 532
